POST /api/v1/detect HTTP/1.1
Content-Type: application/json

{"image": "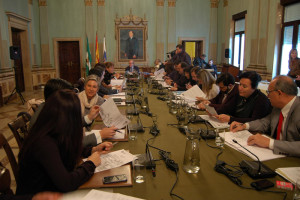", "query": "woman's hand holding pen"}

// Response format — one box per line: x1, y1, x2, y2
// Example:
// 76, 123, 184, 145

100, 126, 118, 139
